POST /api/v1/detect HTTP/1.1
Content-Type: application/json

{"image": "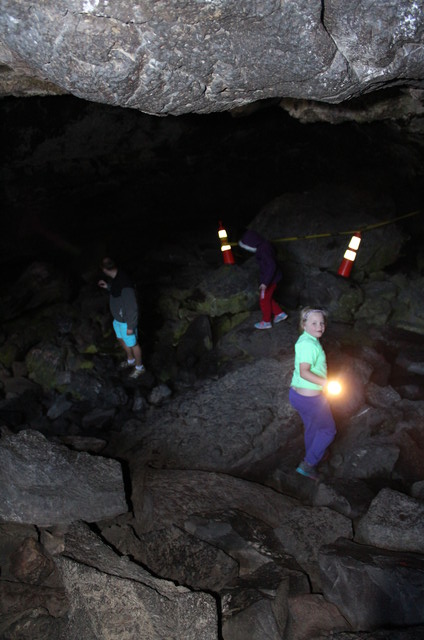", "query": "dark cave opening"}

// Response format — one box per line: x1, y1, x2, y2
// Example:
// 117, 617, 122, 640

1, 94, 424, 384
1, 94, 423, 273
